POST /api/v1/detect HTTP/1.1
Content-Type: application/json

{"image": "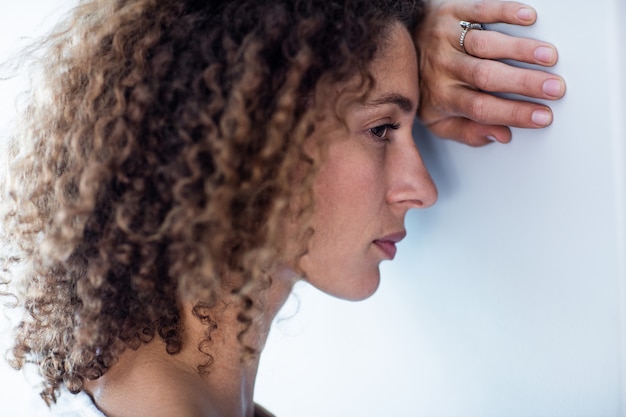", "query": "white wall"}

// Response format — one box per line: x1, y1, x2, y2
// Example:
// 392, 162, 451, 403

1, 1, 624, 417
